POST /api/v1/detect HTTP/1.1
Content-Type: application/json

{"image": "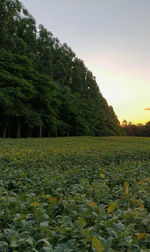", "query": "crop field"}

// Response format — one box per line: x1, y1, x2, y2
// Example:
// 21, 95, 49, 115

0, 136, 150, 252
